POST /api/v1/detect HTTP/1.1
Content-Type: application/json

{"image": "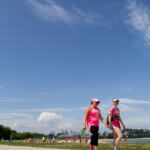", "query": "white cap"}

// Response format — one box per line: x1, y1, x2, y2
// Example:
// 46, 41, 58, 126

113, 98, 119, 102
